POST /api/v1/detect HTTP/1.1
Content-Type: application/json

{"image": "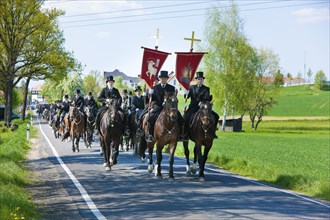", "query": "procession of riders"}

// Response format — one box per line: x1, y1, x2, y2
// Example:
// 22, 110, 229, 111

41, 70, 219, 150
